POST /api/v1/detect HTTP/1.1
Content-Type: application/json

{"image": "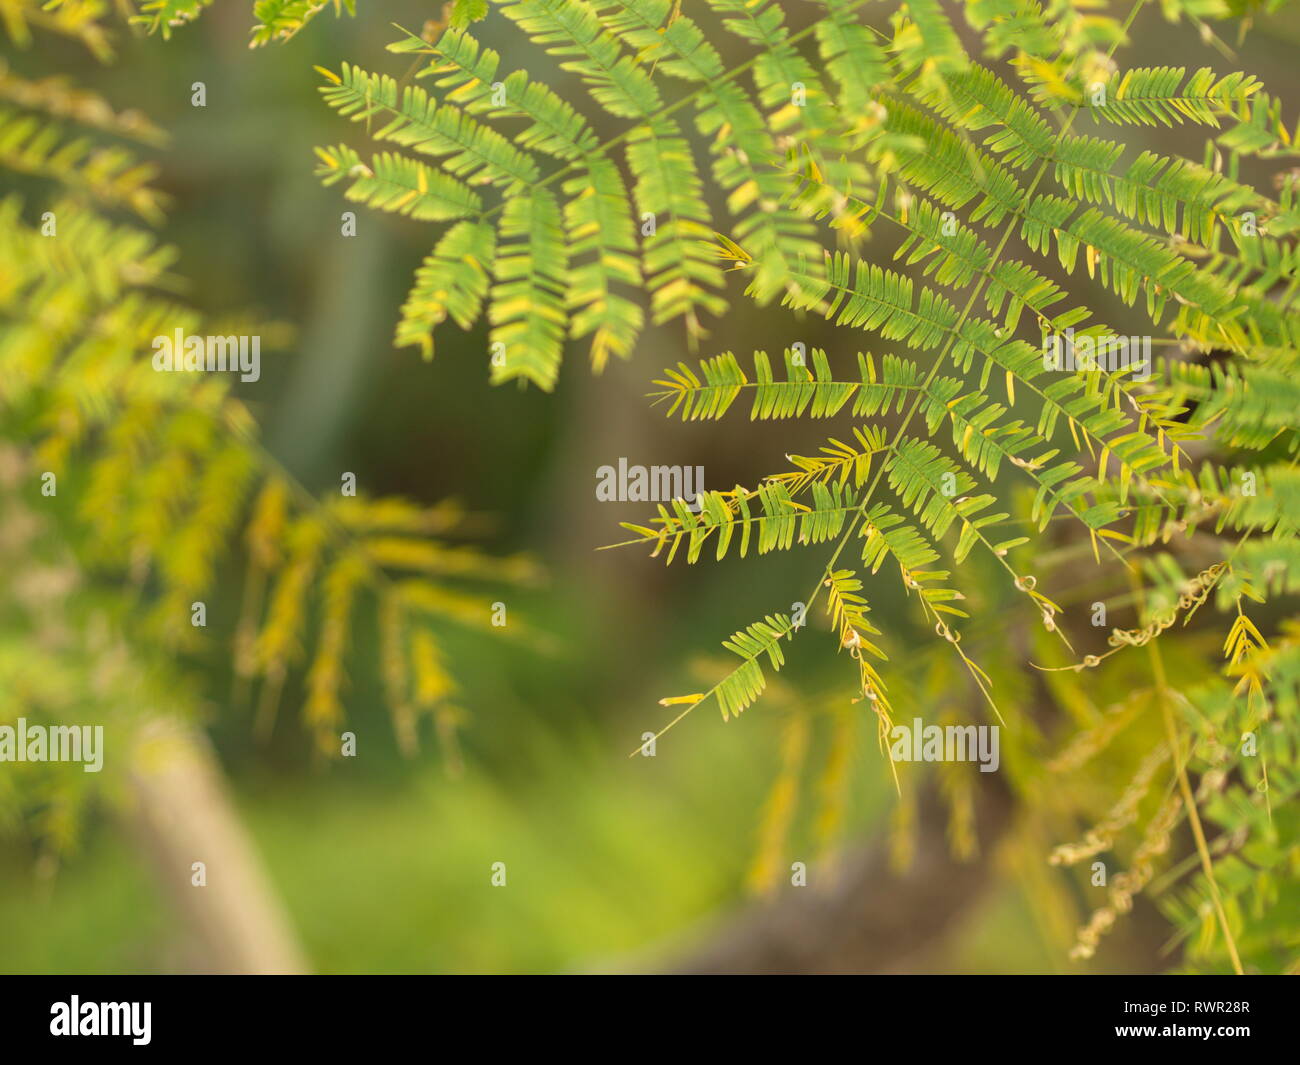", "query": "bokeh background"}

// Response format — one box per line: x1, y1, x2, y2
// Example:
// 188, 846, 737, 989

1, 1, 1297, 974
